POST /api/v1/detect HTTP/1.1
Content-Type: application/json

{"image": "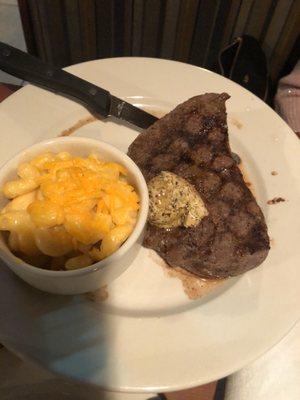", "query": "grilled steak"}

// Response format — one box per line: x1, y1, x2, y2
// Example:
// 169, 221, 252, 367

128, 93, 270, 278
